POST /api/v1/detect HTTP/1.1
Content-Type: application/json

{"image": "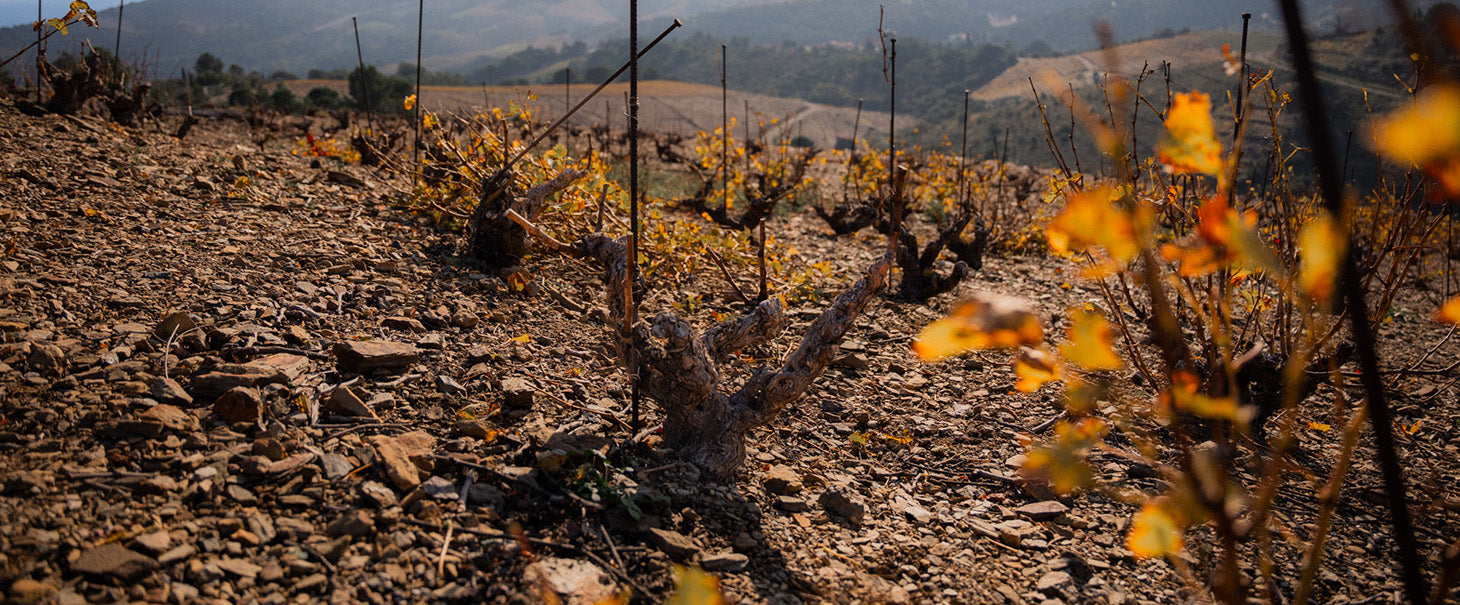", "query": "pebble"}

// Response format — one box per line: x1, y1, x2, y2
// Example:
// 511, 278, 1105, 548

435, 374, 467, 396
318, 453, 356, 480
326, 510, 375, 538
326, 386, 377, 419
149, 376, 193, 405
904, 504, 934, 525
701, 552, 750, 573
647, 528, 701, 561
1016, 500, 1069, 521
158, 544, 196, 566
818, 486, 868, 524
215, 557, 263, 578
381, 316, 426, 332
763, 465, 803, 495
776, 496, 813, 513
211, 386, 263, 423
1037, 570, 1072, 592
6, 578, 56, 603
500, 377, 535, 409
526, 557, 617, 604
26, 343, 67, 375
131, 531, 171, 555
